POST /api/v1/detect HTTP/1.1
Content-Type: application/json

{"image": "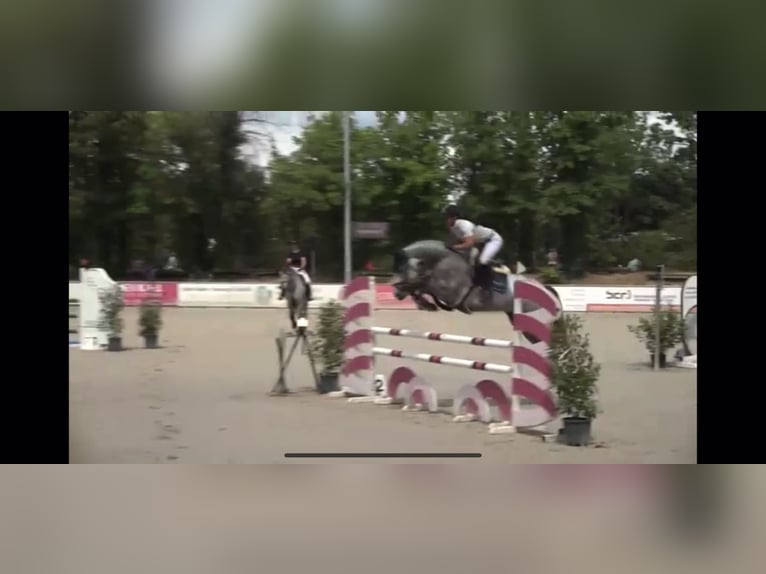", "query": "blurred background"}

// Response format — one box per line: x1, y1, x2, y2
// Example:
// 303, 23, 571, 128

0, 465, 762, 574
4, 0, 766, 109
